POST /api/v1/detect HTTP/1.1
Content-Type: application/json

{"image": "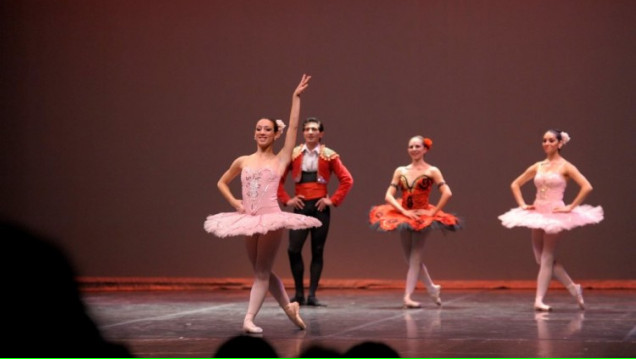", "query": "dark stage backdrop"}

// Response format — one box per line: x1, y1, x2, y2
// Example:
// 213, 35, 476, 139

2, 0, 634, 281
